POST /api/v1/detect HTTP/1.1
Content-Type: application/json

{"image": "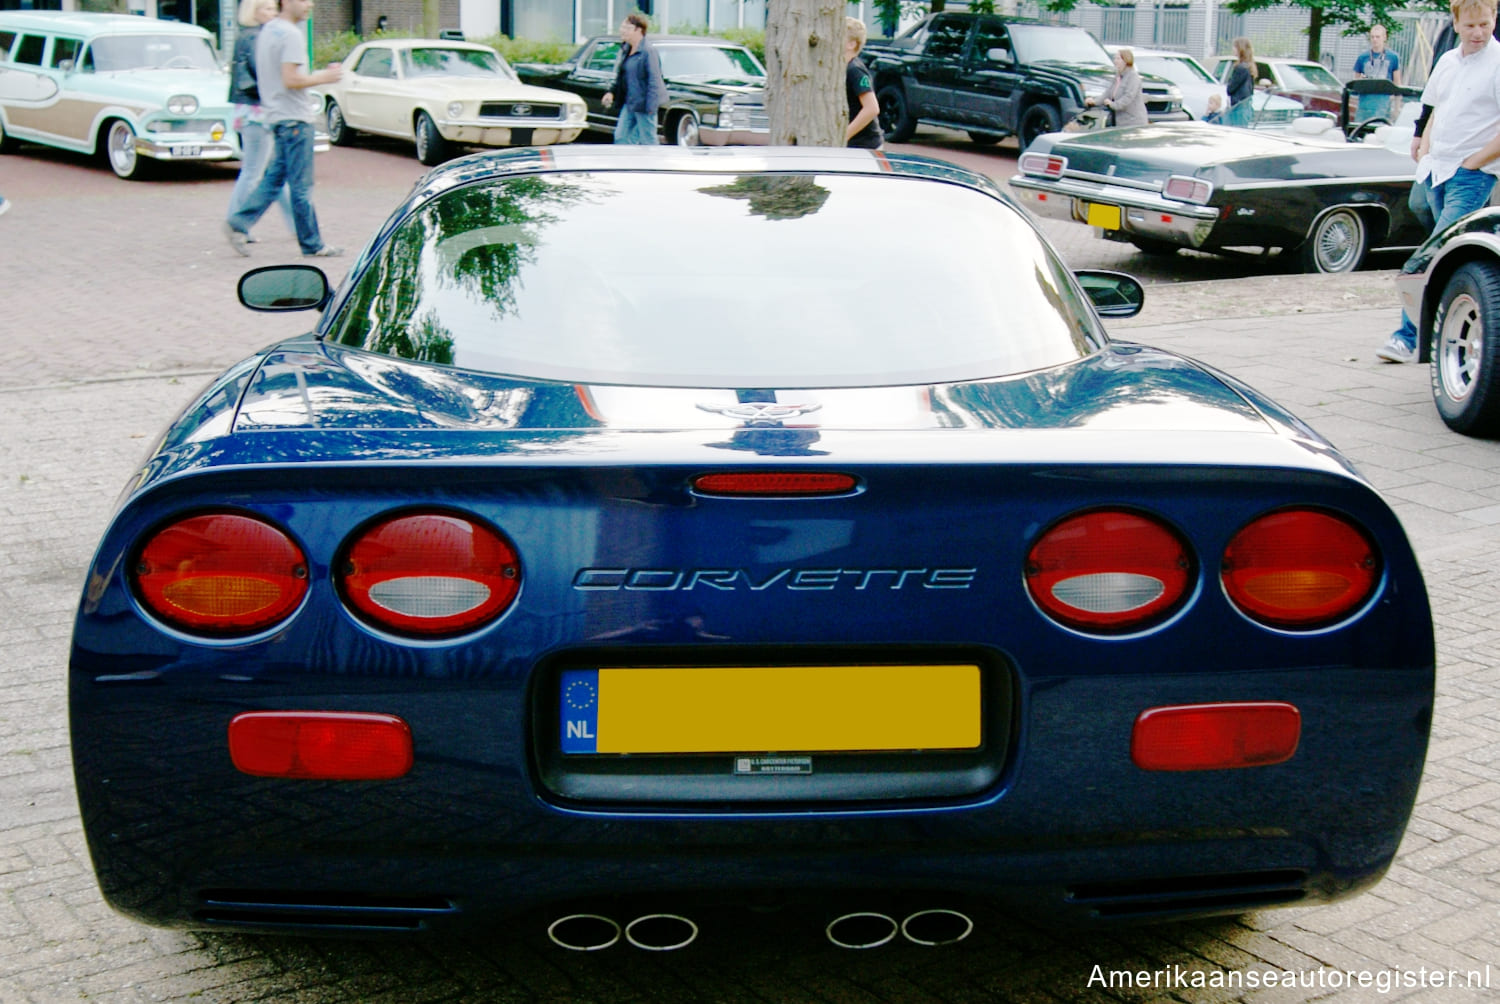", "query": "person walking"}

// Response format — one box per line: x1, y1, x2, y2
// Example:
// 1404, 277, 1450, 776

223, 0, 343, 257
1086, 47, 1147, 127
601, 14, 666, 145
1378, 0, 1500, 363
225, 0, 293, 240
1224, 36, 1257, 127
1353, 24, 1402, 122
844, 17, 882, 149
